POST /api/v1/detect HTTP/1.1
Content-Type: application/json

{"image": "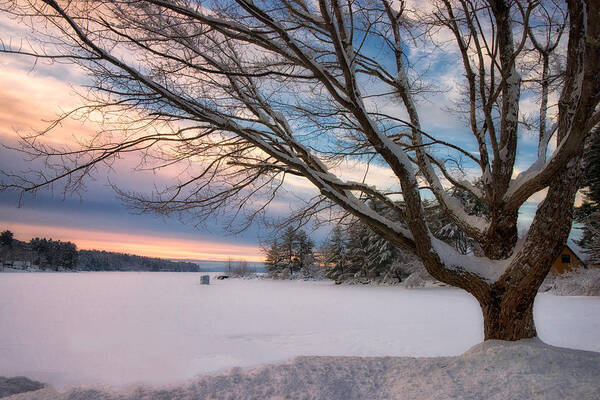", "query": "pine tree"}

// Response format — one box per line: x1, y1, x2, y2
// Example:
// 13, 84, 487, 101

584, 215, 600, 264
280, 227, 296, 274
264, 238, 284, 277
345, 222, 370, 279
322, 199, 418, 283
576, 128, 600, 251
426, 185, 487, 255
0, 230, 14, 247
366, 231, 398, 278
323, 204, 414, 284
263, 227, 317, 278
323, 225, 348, 282
363, 200, 403, 279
